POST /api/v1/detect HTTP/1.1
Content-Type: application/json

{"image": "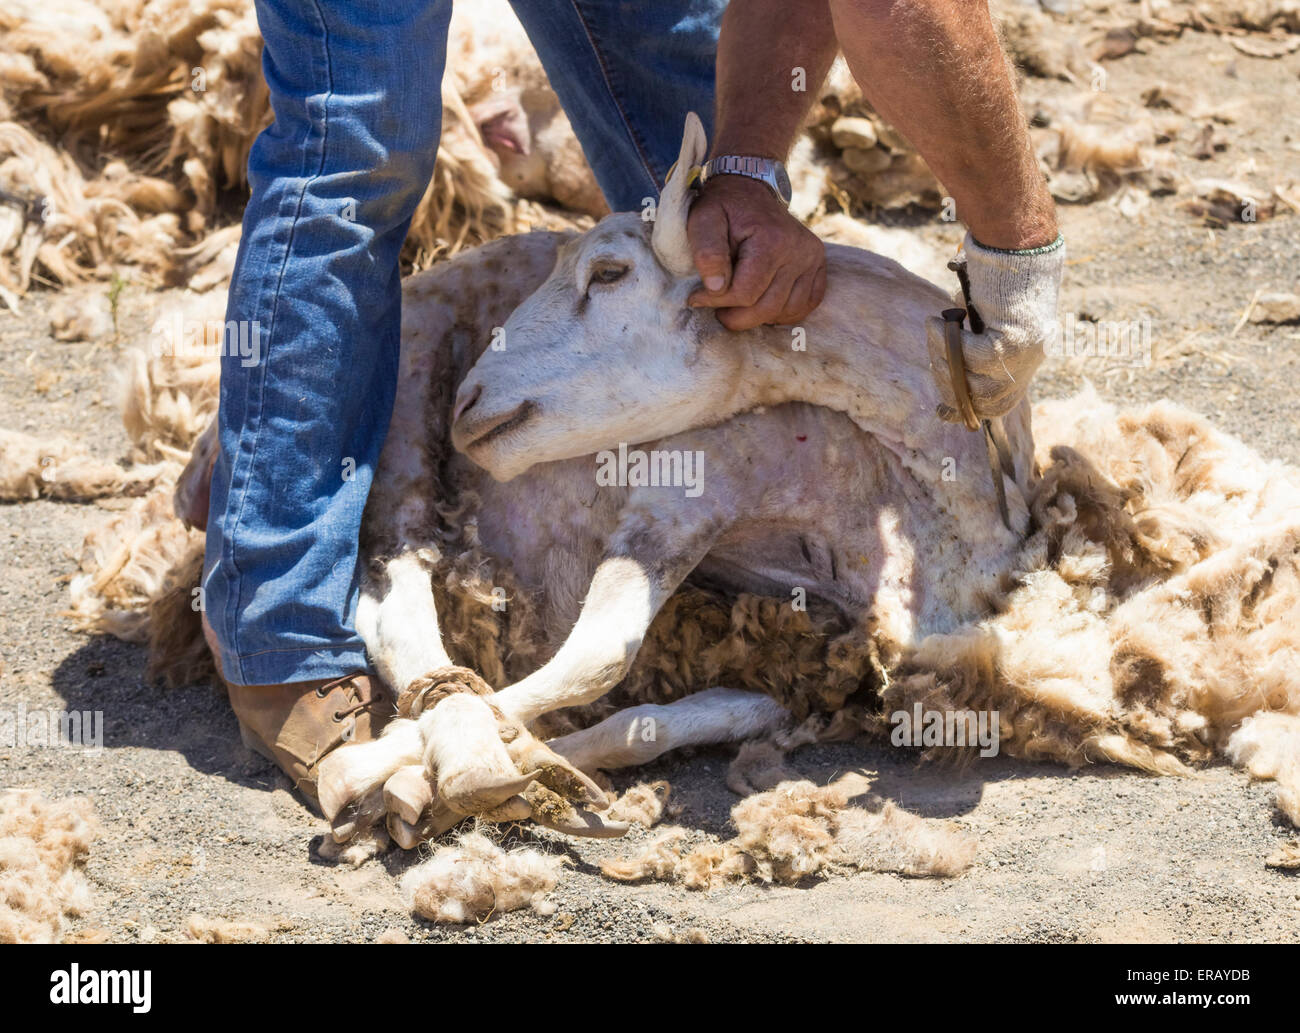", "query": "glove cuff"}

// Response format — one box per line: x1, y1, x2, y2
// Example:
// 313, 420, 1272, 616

961, 232, 1065, 333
